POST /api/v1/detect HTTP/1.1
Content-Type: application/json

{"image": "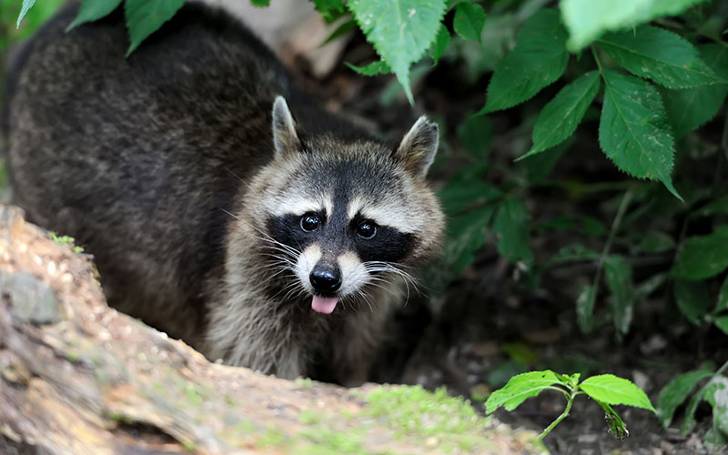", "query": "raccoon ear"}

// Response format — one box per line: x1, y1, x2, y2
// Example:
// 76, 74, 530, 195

271, 96, 301, 158
394, 116, 439, 178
